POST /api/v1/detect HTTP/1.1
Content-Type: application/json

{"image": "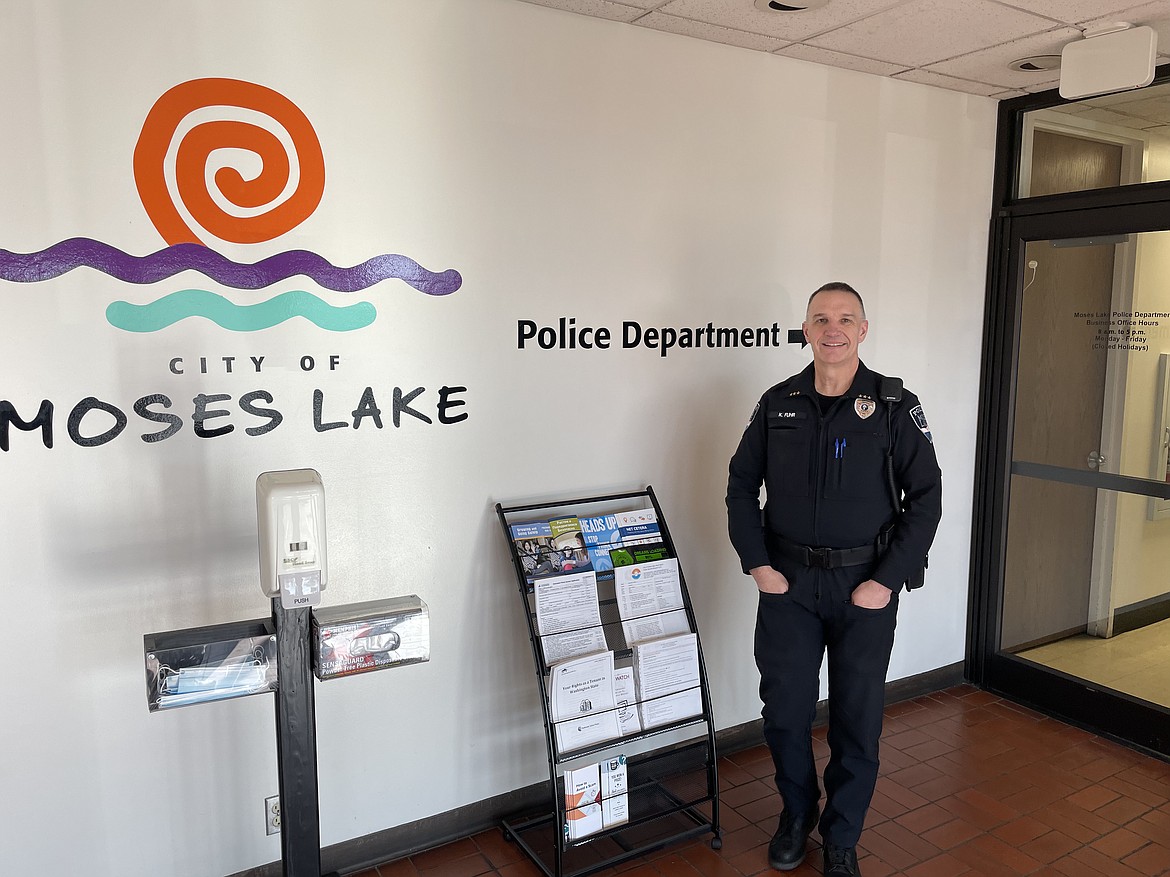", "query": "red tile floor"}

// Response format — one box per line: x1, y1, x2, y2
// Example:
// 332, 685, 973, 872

356, 686, 1170, 877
